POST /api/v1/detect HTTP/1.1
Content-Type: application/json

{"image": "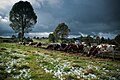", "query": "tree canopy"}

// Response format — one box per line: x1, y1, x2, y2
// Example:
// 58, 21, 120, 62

48, 33, 55, 43
9, 1, 37, 41
114, 34, 120, 46
53, 23, 70, 40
